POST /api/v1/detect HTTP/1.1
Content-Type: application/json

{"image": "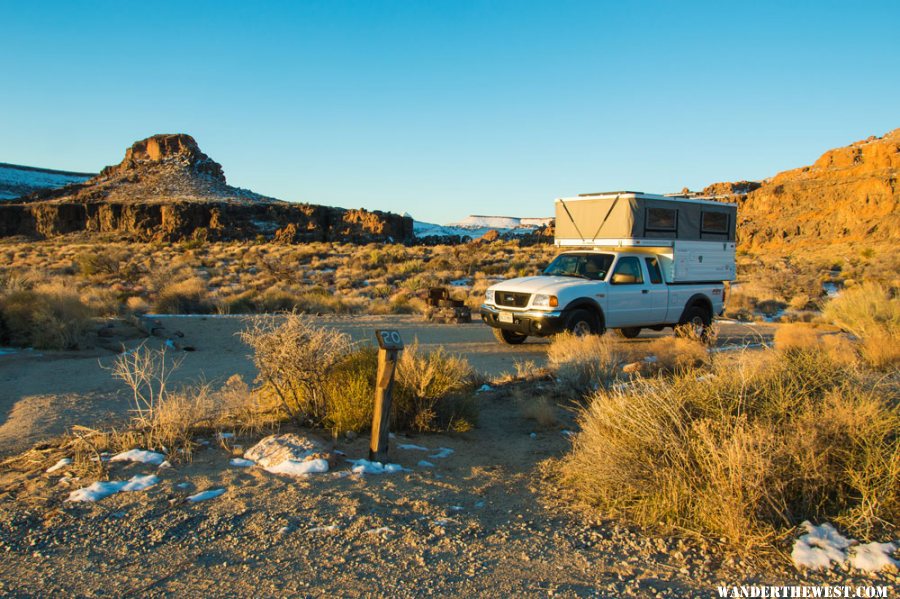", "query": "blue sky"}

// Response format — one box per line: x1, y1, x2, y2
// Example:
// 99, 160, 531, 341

2, 1, 898, 223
